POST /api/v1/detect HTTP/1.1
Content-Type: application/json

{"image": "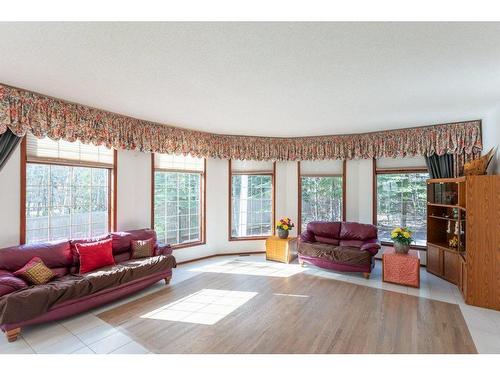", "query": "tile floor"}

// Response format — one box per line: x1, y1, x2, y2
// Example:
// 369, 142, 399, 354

1, 254, 499, 354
